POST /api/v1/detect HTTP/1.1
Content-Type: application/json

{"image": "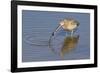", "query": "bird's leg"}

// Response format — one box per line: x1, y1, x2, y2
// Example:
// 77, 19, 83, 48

66, 32, 68, 37
71, 30, 74, 37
